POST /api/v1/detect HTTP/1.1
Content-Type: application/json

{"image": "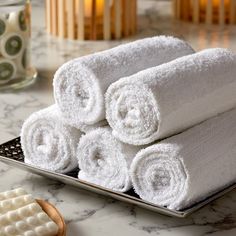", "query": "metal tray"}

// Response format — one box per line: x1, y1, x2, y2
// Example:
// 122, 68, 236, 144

0, 137, 235, 218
